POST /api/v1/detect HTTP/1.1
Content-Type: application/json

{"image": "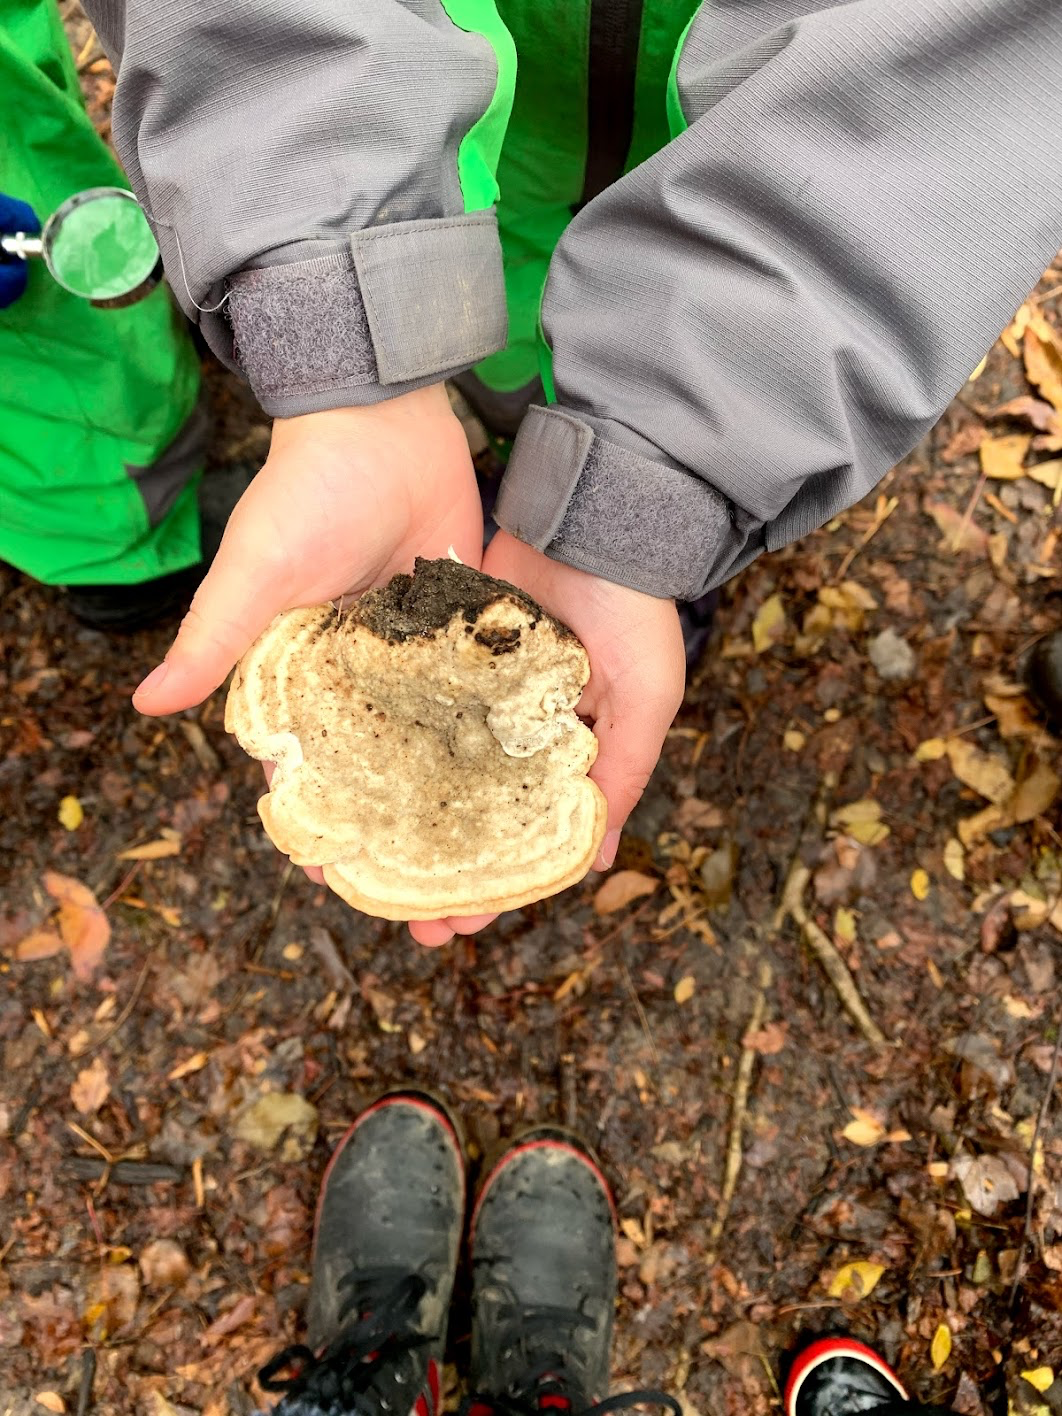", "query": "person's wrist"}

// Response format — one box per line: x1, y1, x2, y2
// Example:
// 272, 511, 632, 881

270, 383, 453, 448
